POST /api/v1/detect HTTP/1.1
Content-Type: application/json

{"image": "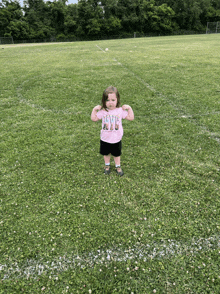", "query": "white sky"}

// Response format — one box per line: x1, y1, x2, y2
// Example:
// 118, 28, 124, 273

18, 0, 78, 7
